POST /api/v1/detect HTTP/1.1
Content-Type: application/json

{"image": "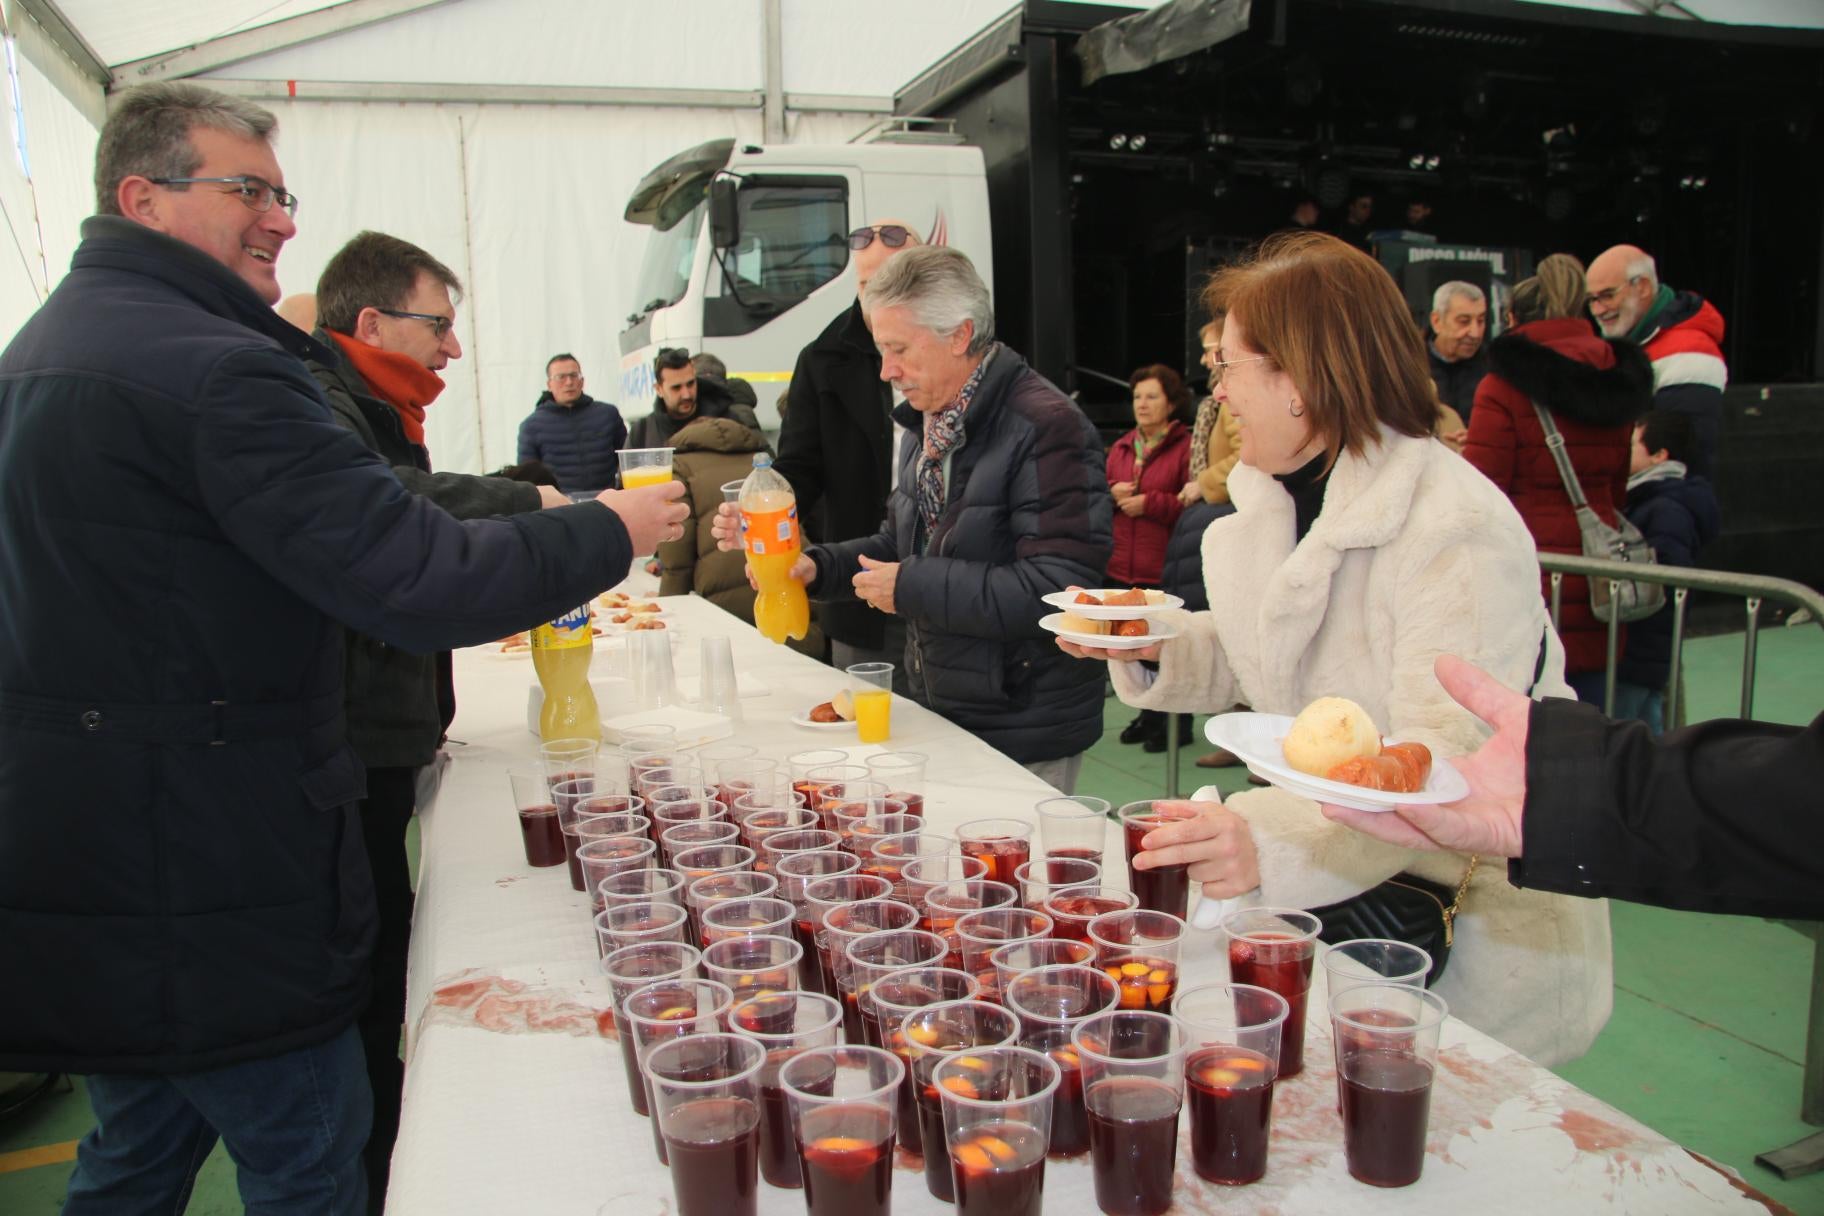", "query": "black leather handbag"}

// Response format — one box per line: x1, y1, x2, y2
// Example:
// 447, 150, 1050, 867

1308, 860, 1478, 988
